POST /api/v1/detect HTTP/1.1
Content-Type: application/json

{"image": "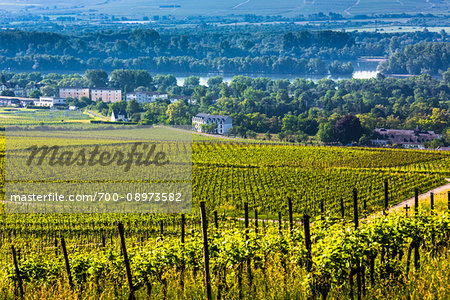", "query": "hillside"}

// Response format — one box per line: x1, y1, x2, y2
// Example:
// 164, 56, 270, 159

3, 0, 449, 17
